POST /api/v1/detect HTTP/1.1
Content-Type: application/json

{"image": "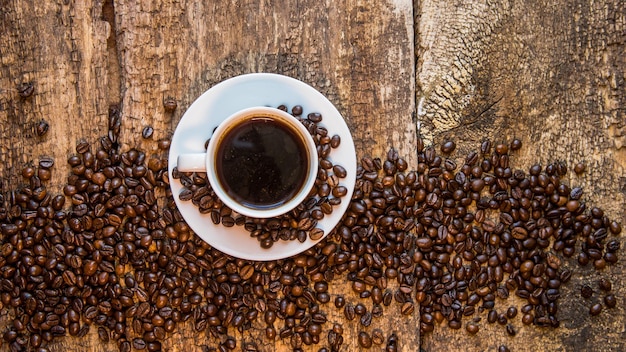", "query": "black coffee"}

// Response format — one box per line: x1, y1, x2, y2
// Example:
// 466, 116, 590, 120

215, 117, 308, 209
